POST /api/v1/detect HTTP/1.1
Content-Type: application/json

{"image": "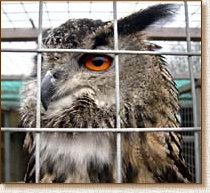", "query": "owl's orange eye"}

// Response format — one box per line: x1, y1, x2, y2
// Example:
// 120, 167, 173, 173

82, 54, 112, 71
